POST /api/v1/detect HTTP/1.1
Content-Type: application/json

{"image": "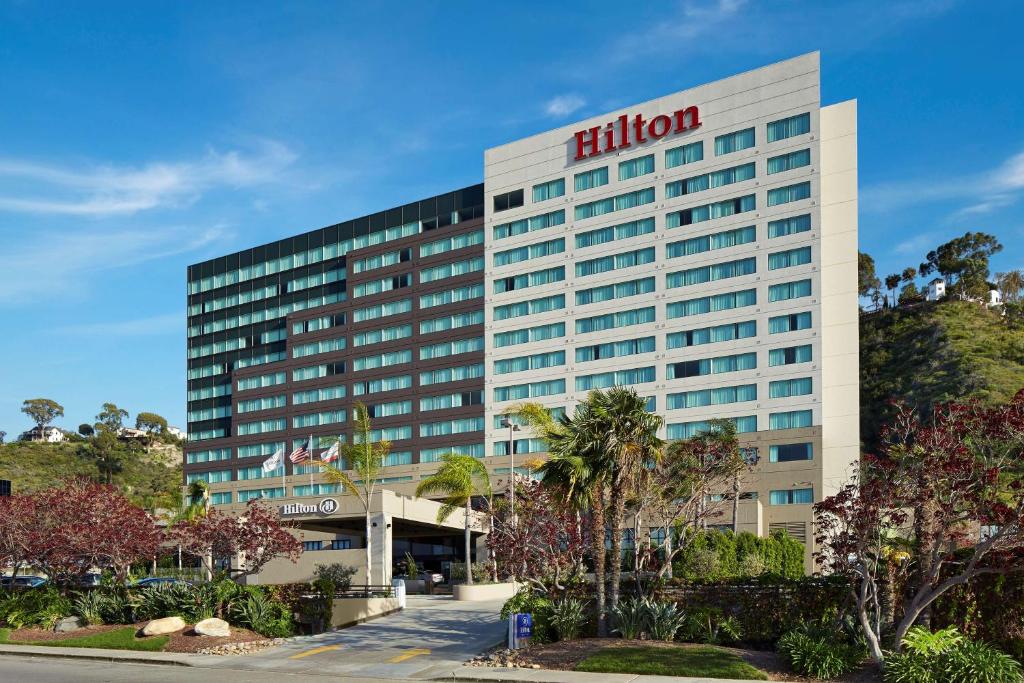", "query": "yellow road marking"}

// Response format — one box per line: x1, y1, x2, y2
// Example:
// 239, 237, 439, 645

388, 648, 430, 663
289, 644, 341, 659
